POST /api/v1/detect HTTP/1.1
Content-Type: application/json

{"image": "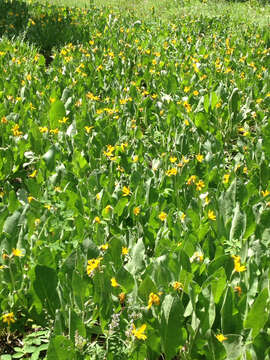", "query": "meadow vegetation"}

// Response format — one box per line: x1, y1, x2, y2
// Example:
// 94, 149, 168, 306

0, 0, 270, 358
